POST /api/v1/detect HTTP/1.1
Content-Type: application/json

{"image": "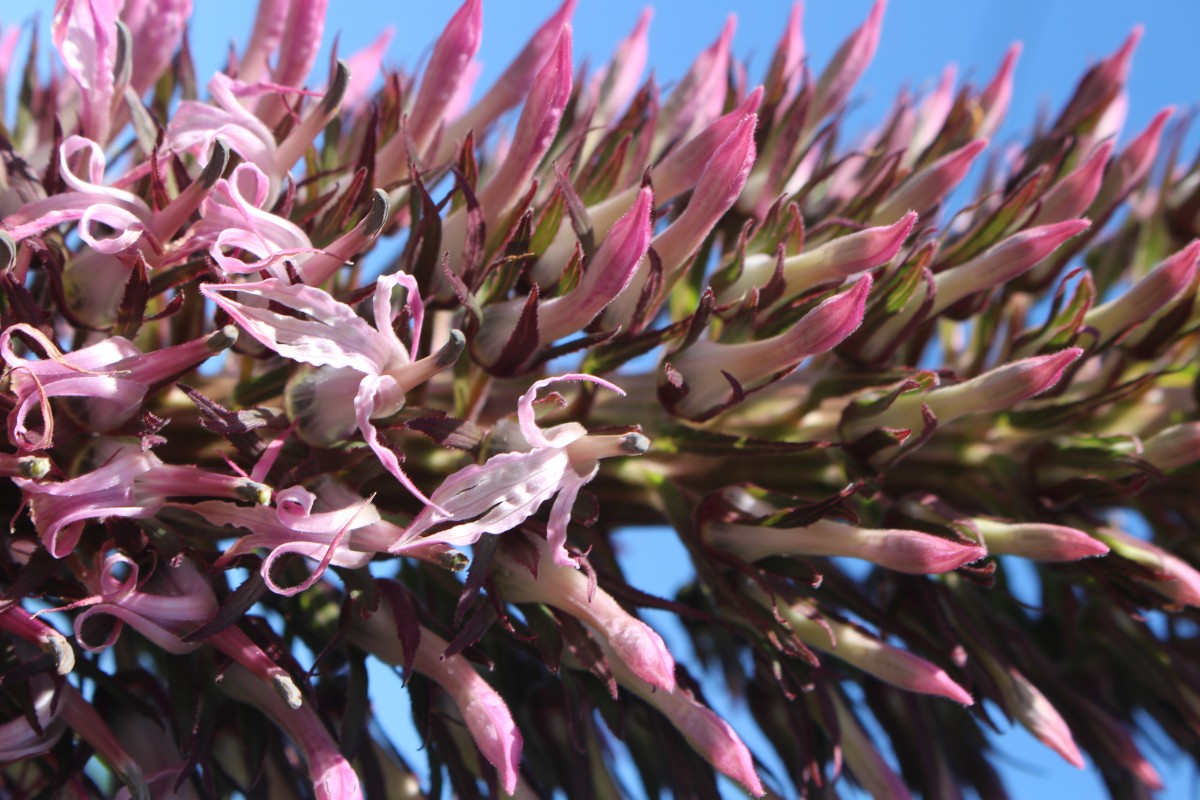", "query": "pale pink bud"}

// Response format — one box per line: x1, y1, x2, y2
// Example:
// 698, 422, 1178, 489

222, 665, 363, 800
409, 0, 483, 156
931, 220, 1091, 315
719, 212, 915, 302
351, 608, 522, 795
239, 0, 290, 83
1101, 528, 1200, 608
1032, 141, 1114, 225
53, 0, 121, 143
662, 276, 870, 420
907, 65, 957, 165
1057, 27, 1141, 134
275, 60, 350, 170
342, 28, 394, 110
602, 113, 757, 329
764, 3, 805, 104
1143, 421, 1200, 471
531, 89, 762, 287
972, 519, 1109, 561
0, 604, 75, 674
595, 635, 763, 796
476, 189, 654, 367
438, 0, 577, 164
657, 15, 735, 145
476, 26, 573, 226
810, 0, 885, 124
119, 0, 192, 97
831, 692, 912, 800
270, 0, 327, 90
1085, 239, 1200, 344
872, 138, 988, 225
495, 535, 676, 694
849, 348, 1082, 438
58, 684, 149, 799
977, 43, 1020, 140
764, 595, 973, 704
981, 657, 1085, 769
592, 8, 652, 125
1093, 107, 1173, 212
708, 515, 985, 574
